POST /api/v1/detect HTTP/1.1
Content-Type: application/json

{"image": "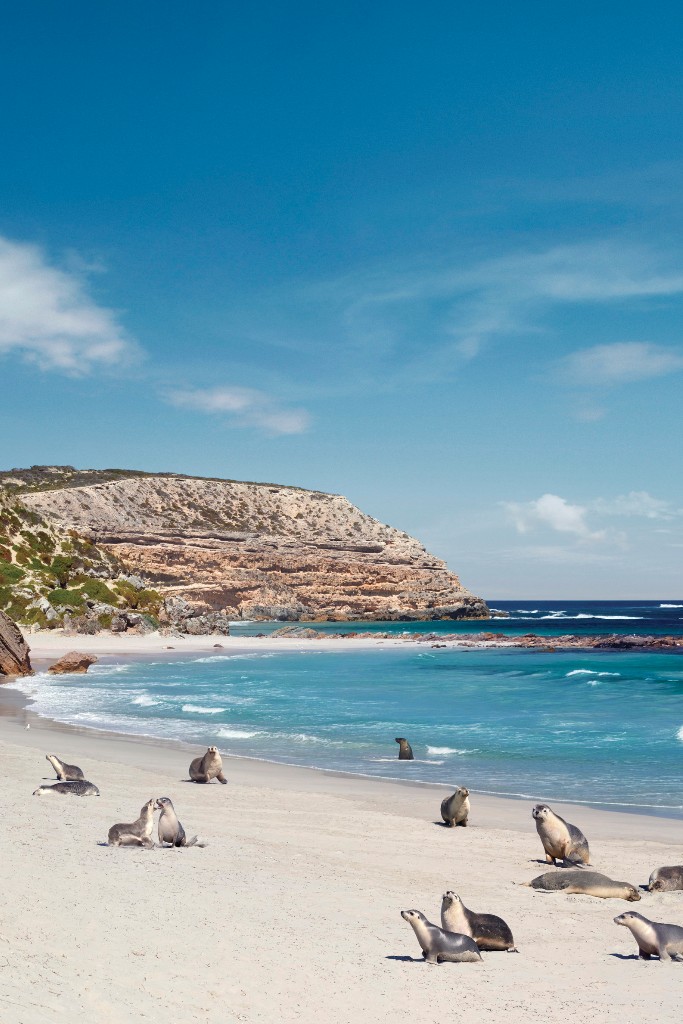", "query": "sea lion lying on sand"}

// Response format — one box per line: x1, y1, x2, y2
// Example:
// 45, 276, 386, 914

400, 910, 482, 963
34, 781, 100, 796
156, 797, 207, 847
108, 798, 156, 848
441, 891, 517, 951
614, 911, 683, 961
523, 869, 640, 901
46, 754, 85, 782
532, 803, 590, 866
649, 866, 683, 892
189, 747, 227, 784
